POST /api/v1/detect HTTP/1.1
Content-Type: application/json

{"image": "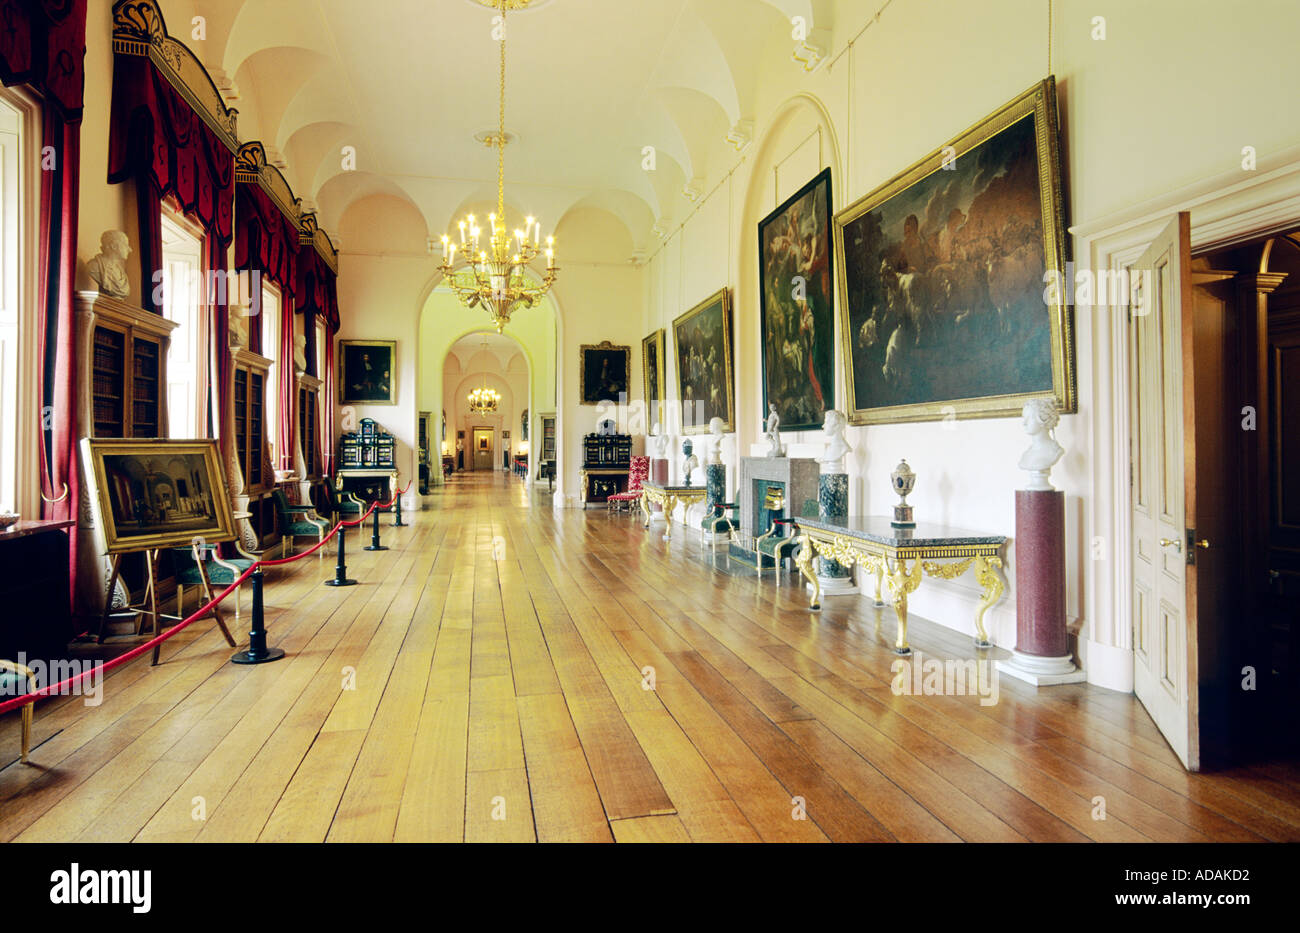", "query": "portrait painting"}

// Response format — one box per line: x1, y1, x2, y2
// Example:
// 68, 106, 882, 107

80, 438, 236, 554
579, 341, 630, 405
642, 329, 664, 410
672, 288, 734, 434
759, 168, 834, 432
835, 77, 1074, 424
339, 340, 396, 404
